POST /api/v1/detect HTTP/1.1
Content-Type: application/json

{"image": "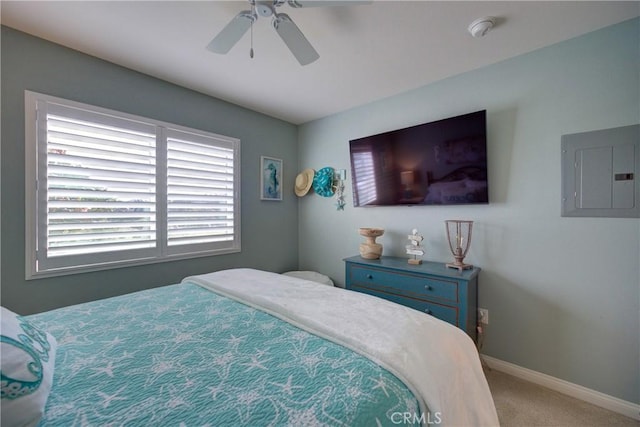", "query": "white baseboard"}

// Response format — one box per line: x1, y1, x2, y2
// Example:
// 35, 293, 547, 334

482, 355, 640, 421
